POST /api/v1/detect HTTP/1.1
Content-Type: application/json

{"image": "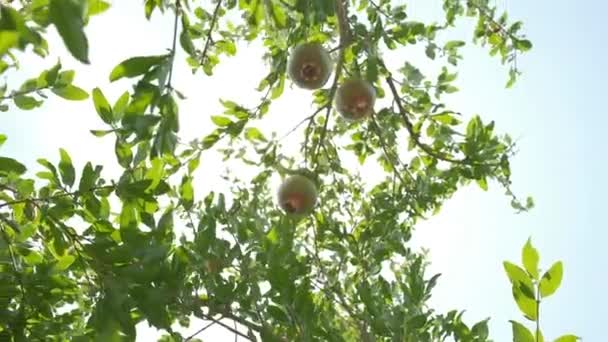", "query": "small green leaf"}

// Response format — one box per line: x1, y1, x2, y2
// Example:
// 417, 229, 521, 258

112, 91, 130, 120
52, 254, 76, 272
87, 0, 111, 17
0, 31, 19, 56
554, 335, 579, 342
503, 261, 535, 298
512, 285, 537, 320
91, 88, 113, 124
245, 127, 267, 142
14, 95, 41, 110
211, 115, 233, 127
0, 157, 26, 175
109, 55, 166, 82
58, 148, 76, 187
471, 319, 489, 339
49, 0, 90, 64
539, 261, 563, 298
180, 176, 194, 210
115, 139, 133, 168
90, 129, 113, 137
78, 162, 97, 192
23, 251, 44, 265
0, 134, 6, 147
510, 320, 534, 342
52, 85, 89, 100
522, 238, 540, 280
515, 39, 533, 52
